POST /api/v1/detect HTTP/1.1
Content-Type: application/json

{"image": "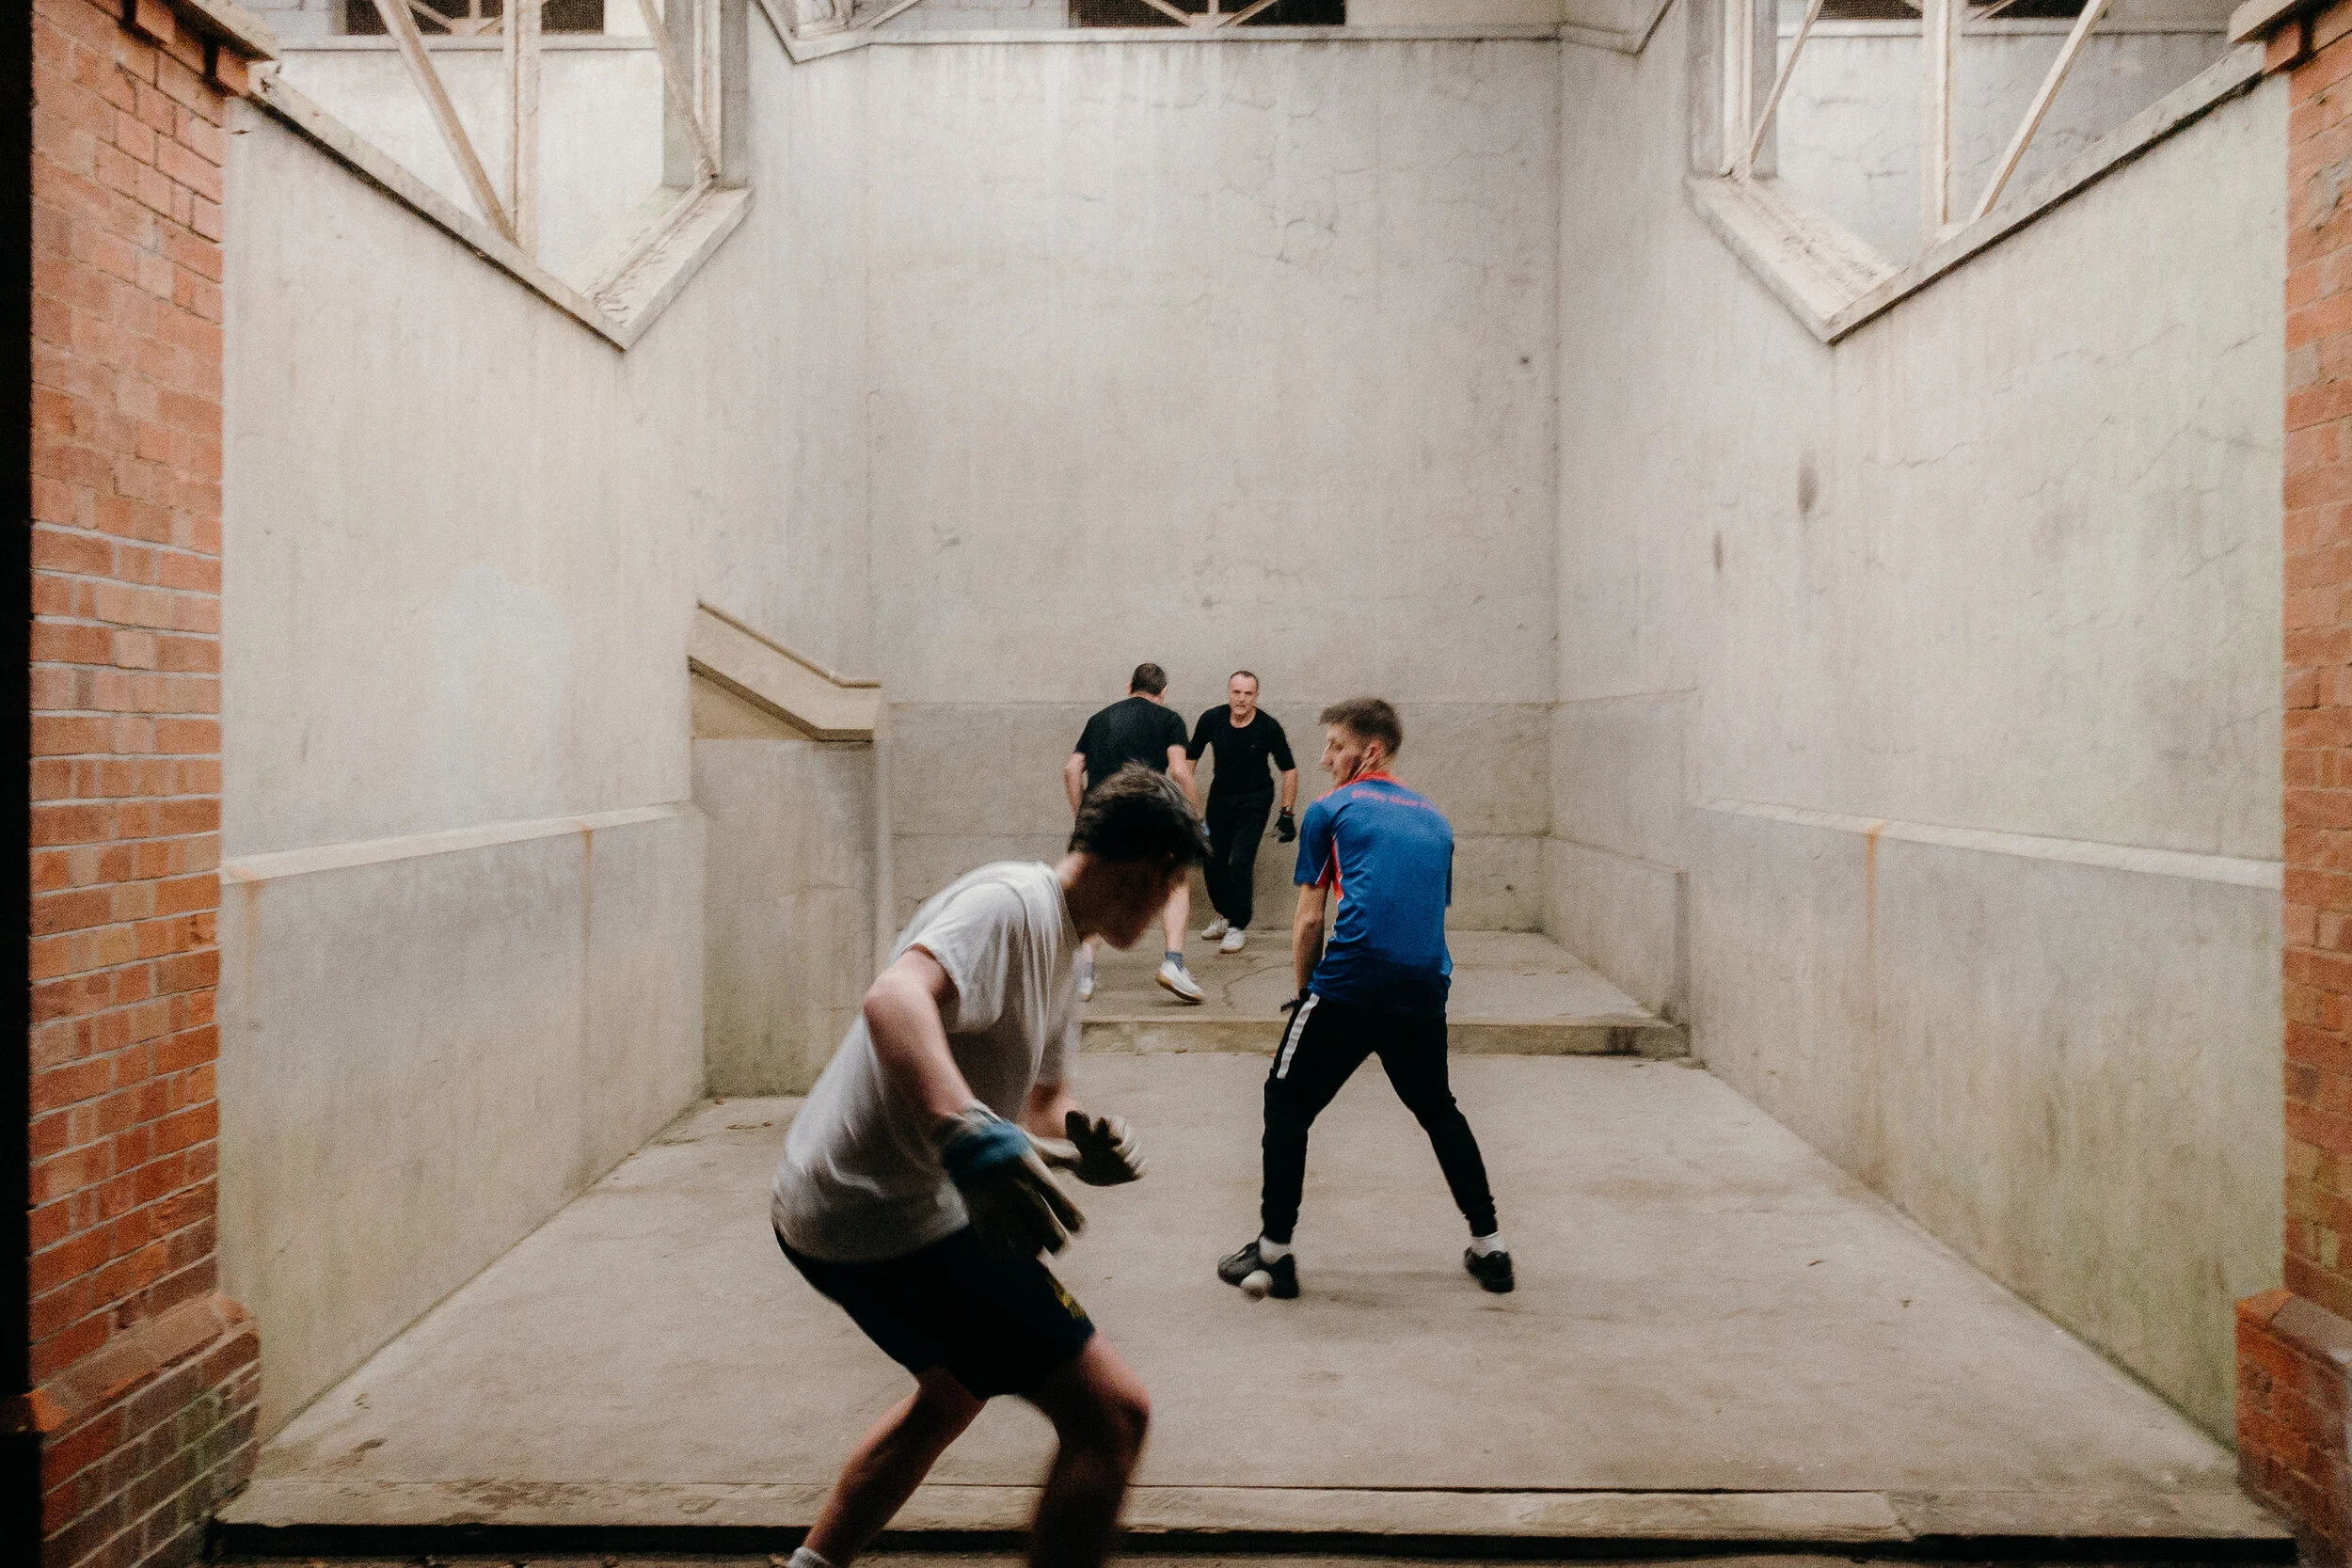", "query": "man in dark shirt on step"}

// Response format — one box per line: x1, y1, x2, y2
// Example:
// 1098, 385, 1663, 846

1186, 672, 1298, 955
1066, 663, 1203, 1004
